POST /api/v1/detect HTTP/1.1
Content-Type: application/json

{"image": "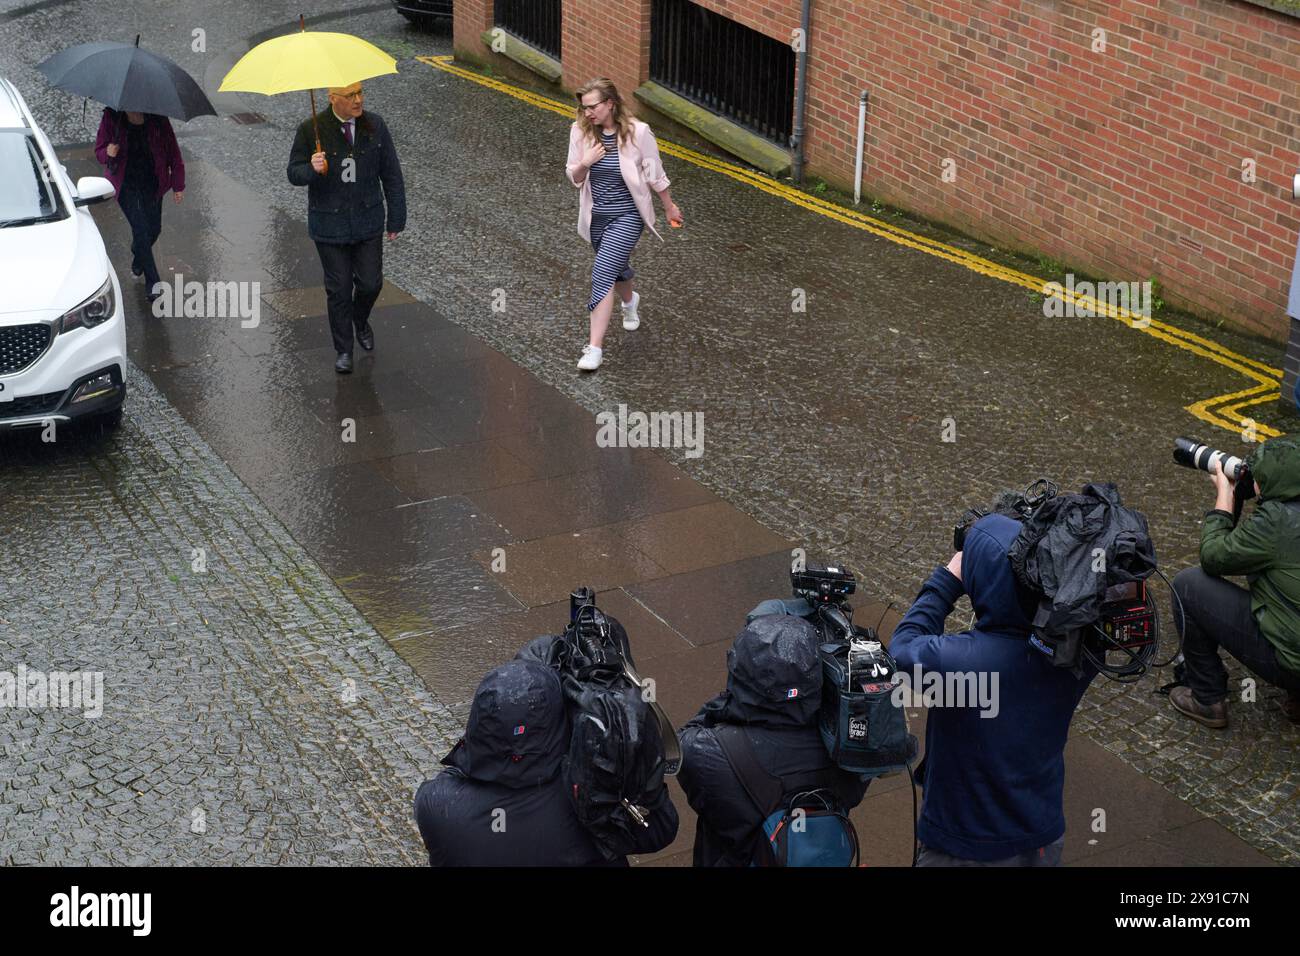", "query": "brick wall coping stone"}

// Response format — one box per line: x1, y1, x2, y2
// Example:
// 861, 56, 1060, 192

1239, 0, 1300, 19
479, 29, 562, 84
634, 80, 792, 178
